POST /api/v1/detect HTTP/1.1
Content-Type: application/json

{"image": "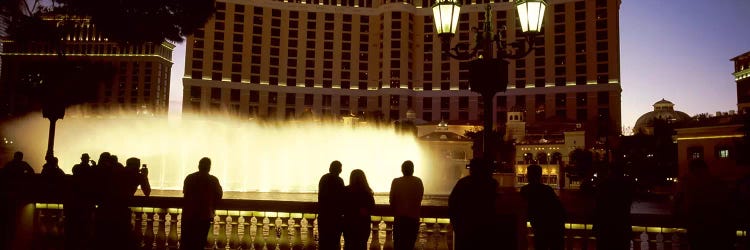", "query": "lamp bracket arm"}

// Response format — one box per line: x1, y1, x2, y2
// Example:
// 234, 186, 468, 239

442, 41, 478, 60
500, 37, 536, 60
